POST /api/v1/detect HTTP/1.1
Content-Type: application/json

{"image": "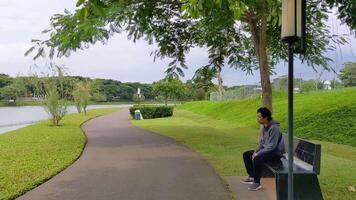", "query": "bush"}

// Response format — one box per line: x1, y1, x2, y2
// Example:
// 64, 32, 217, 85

44, 83, 67, 126
129, 106, 174, 119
